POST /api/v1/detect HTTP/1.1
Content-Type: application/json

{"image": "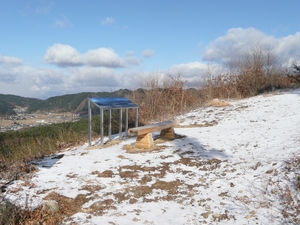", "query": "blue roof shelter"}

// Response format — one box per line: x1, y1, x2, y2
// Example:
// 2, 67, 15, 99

88, 97, 138, 146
